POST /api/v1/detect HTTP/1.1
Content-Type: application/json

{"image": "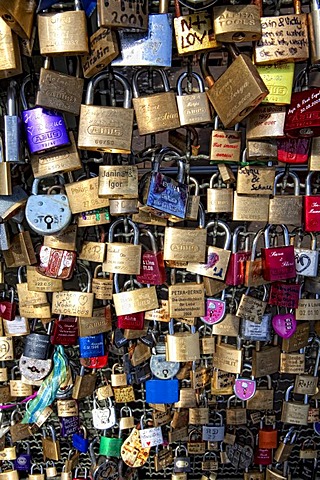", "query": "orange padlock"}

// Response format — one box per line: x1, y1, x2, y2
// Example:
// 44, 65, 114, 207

258, 418, 278, 449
